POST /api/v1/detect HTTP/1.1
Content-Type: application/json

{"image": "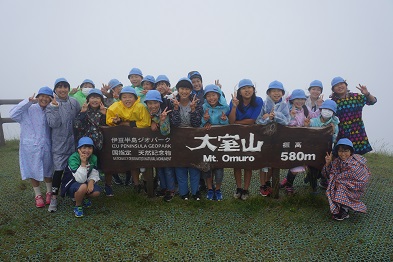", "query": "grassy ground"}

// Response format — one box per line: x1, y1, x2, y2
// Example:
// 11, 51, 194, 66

0, 140, 392, 261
